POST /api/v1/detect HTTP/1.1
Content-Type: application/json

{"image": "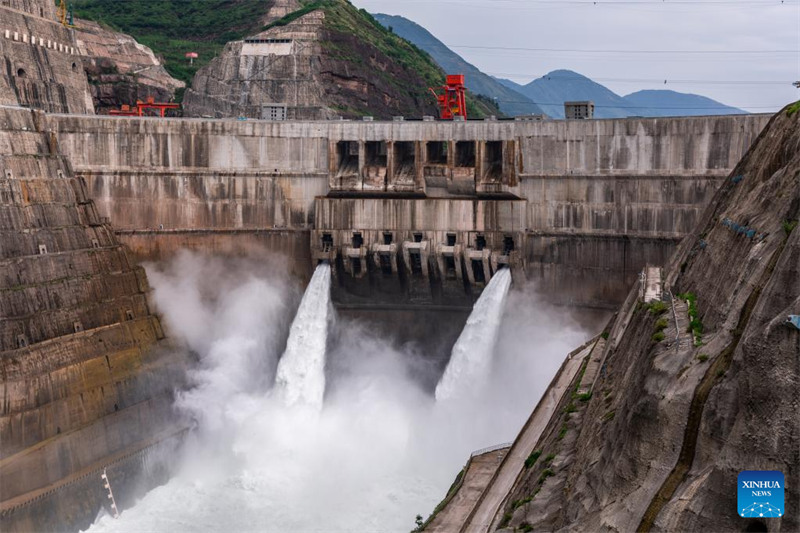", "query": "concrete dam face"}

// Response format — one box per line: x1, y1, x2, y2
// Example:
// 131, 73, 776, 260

49, 112, 769, 314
